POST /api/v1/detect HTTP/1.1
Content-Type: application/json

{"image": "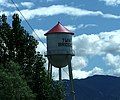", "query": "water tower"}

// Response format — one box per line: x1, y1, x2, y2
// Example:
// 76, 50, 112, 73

44, 22, 75, 100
